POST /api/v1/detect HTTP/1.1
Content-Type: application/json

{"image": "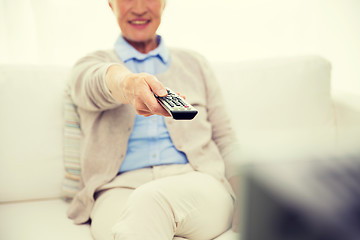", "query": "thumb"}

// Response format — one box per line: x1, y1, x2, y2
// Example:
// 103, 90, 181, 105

147, 76, 167, 97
